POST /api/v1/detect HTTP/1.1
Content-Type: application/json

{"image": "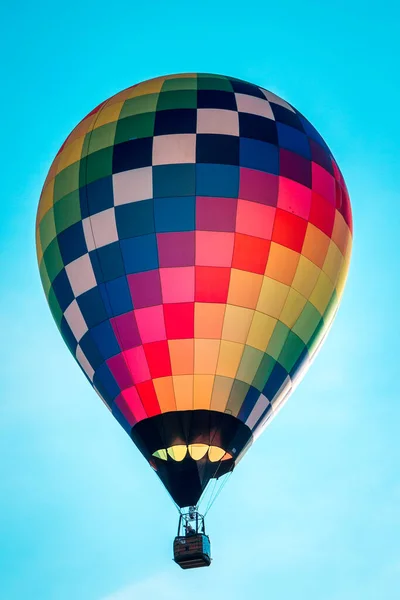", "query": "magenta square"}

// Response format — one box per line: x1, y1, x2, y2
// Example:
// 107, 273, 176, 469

128, 270, 162, 308
239, 168, 278, 206
196, 196, 237, 231
110, 311, 141, 350
106, 353, 134, 390
157, 231, 195, 267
